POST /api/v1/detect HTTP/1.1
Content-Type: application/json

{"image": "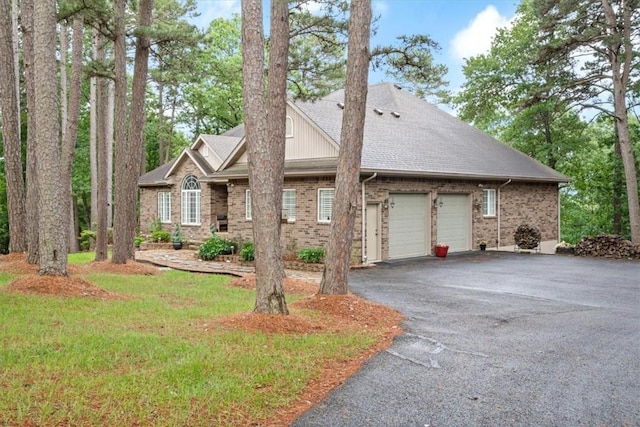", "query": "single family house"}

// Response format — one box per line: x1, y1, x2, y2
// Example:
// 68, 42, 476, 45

138, 83, 570, 262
